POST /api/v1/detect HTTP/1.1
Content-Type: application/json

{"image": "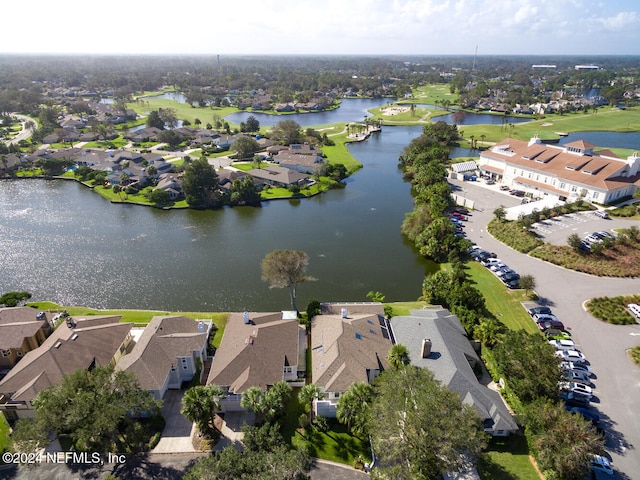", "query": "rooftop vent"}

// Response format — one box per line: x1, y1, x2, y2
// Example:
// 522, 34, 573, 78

421, 338, 432, 358
71, 333, 78, 341
341, 308, 348, 319
54, 341, 62, 349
